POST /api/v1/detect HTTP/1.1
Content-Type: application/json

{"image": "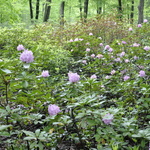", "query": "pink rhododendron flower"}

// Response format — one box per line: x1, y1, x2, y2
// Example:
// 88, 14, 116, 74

114, 58, 121, 62
144, 19, 148, 23
86, 42, 90, 45
143, 46, 150, 51
122, 41, 127, 44
41, 70, 50, 77
134, 56, 138, 60
139, 70, 146, 77
129, 27, 133, 31
68, 72, 80, 83
96, 54, 103, 59
121, 69, 127, 74
18, 104, 25, 108
138, 65, 144, 69
89, 33, 93, 35
79, 38, 84, 41
120, 52, 125, 57
105, 45, 110, 50
137, 24, 142, 27
111, 70, 116, 75
82, 60, 87, 64
105, 75, 111, 79
17, 44, 25, 51
108, 48, 113, 52
69, 39, 73, 42
123, 75, 130, 81
101, 85, 105, 88
20, 50, 34, 63
99, 43, 103, 46
132, 43, 140, 47
90, 74, 97, 79
86, 48, 90, 52
74, 38, 79, 41
48, 104, 61, 116
125, 59, 130, 63
91, 54, 95, 58
102, 113, 114, 125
